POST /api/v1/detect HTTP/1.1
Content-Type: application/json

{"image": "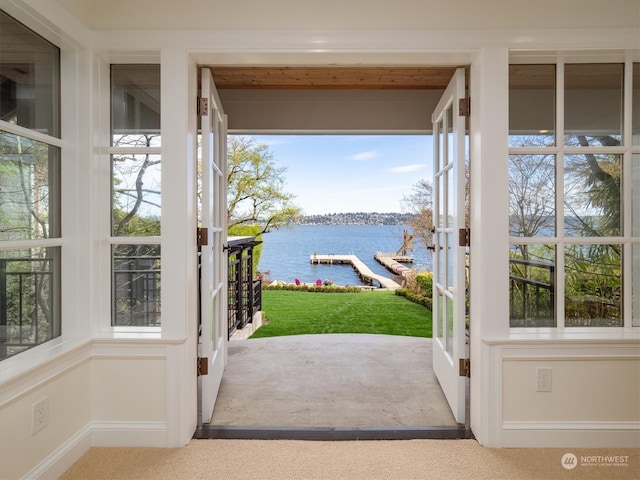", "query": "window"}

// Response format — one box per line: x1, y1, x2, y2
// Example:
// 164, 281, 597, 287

509, 62, 638, 328
110, 65, 161, 327
0, 10, 61, 359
